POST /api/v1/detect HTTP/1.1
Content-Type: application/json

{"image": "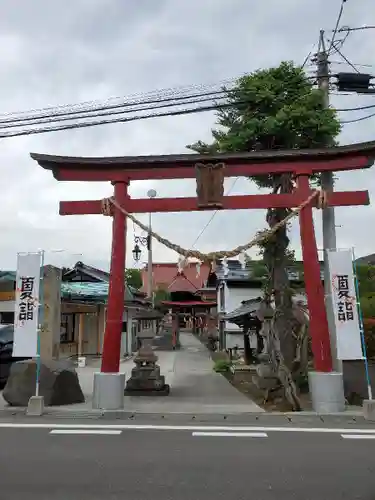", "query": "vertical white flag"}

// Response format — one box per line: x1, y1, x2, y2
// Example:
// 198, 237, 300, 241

327, 250, 363, 360
13, 253, 42, 357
